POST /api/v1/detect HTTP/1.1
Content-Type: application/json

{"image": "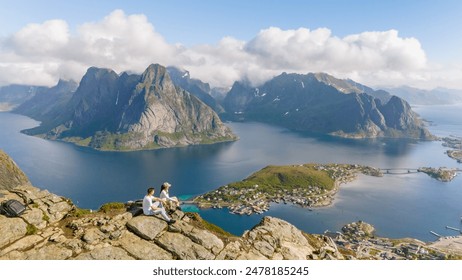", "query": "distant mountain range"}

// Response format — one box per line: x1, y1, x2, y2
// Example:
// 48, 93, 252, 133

381, 86, 462, 105
15, 64, 236, 150
0, 85, 46, 111
5, 66, 437, 145
14, 79, 78, 122
223, 72, 433, 140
